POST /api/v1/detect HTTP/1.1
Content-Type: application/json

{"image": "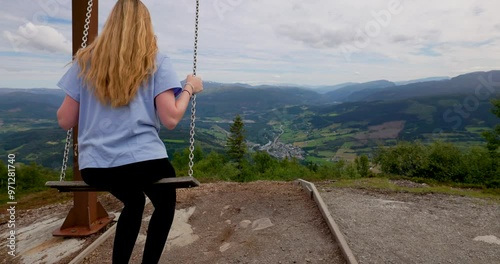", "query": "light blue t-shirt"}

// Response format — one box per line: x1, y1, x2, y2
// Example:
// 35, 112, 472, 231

58, 53, 182, 169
